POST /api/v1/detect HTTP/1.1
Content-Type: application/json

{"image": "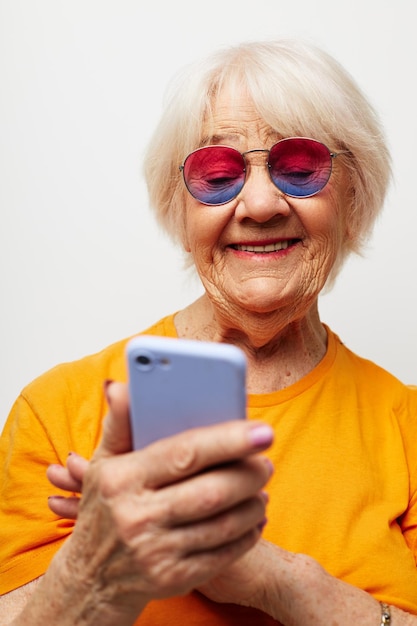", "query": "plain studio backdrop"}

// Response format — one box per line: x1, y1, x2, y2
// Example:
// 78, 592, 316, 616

1, 1, 416, 431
